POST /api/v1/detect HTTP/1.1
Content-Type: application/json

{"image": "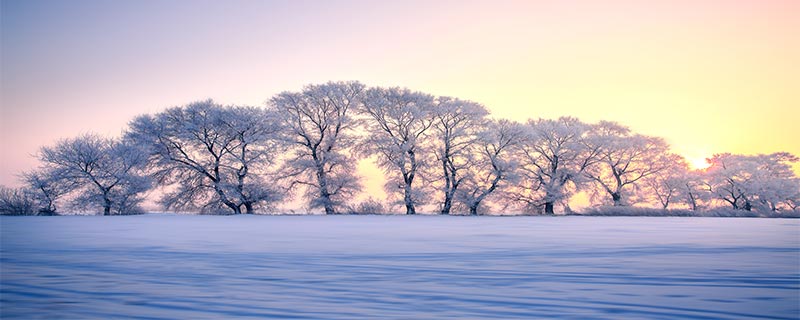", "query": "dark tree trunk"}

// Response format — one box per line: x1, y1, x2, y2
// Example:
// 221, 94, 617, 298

316, 161, 337, 215
404, 150, 417, 215
440, 156, 452, 215
544, 201, 555, 214
214, 184, 241, 214
403, 184, 416, 214
688, 193, 697, 211
441, 197, 452, 215
103, 196, 112, 216
469, 205, 479, 216
611, 192, 622, 206
405, 202, 416, 215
